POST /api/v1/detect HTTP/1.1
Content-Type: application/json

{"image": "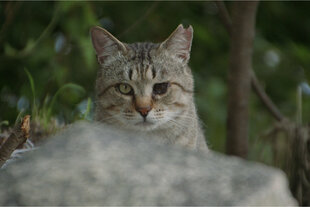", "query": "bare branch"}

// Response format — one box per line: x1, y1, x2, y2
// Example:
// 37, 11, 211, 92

251, 72, 285, 121
214, 0, 232, 36
216, 0, 285, 122
117, 2, 159, 39
0, 115, 30, 168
